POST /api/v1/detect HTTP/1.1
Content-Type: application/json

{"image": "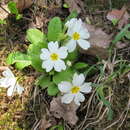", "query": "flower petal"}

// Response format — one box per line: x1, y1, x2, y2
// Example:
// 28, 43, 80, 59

0, 78, 10, 88
48, 41, 59, 53
79, 28, 90, 39
40, 48, 50, 60
16, 84, 24, 95
72, 19, 82, 32
66, 39, 76, 52
54, 59, 66, 72
65, 18, 78, 28
7, 86, 16, 96
58, 81, 72, 93
80, 82, 92, 93
77, 39, 90, 50
2, 68, 14, 78
42, 59, 54, 72
0, 78, 15, 88
74, 92, 85, 105
57, 46, 68, 59
61, 93, 74, 104
72, 73, 85, 86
